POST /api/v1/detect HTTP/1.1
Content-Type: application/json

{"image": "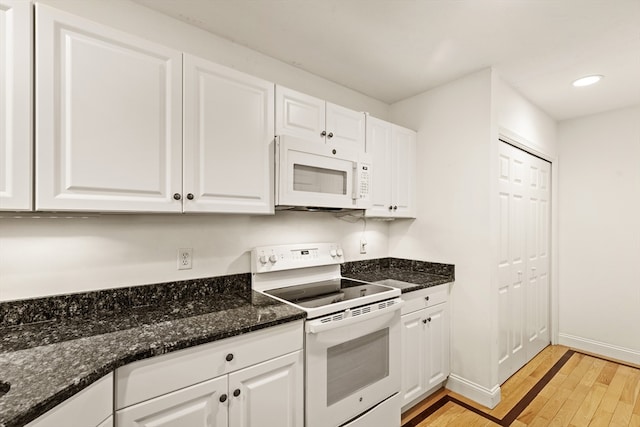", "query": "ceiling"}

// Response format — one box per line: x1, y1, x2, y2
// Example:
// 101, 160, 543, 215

134, 0, 640, 121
